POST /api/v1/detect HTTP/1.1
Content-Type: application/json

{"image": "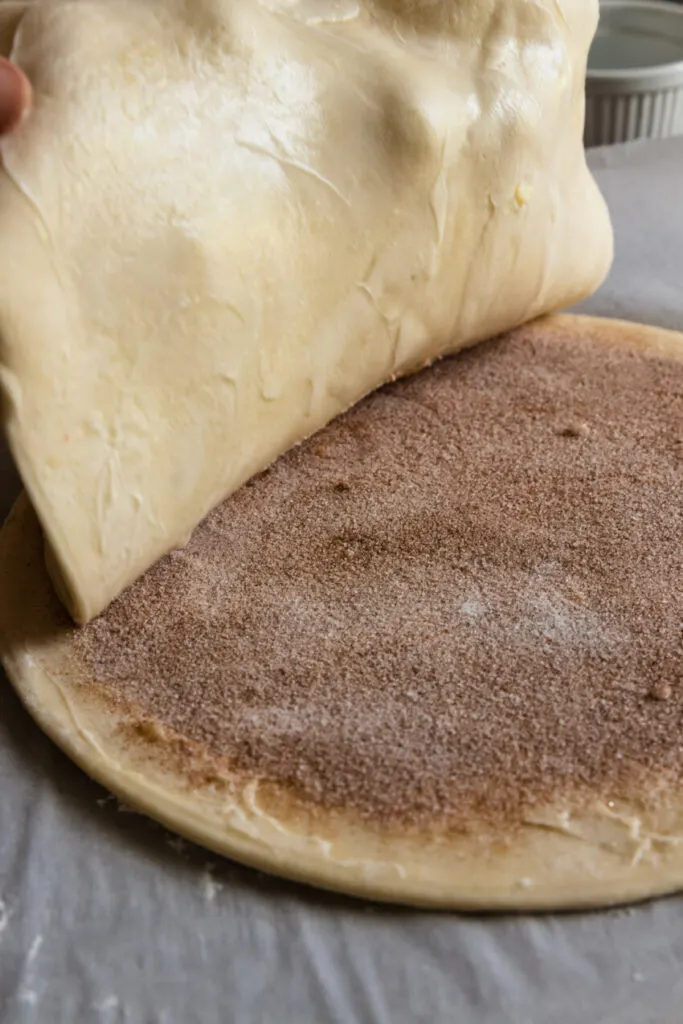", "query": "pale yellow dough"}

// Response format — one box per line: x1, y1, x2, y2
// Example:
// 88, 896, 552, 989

3, 315, 683, 912
0, 0, 611, 622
